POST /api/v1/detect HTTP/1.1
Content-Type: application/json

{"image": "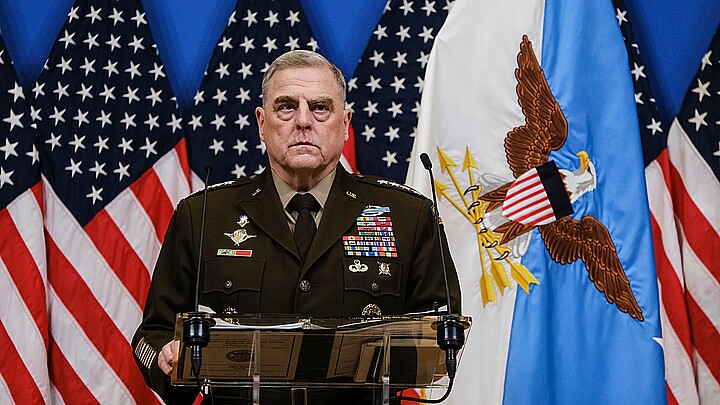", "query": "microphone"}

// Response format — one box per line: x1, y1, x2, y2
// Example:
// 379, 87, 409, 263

419, 152, 464, 380
420, 152, 433, 171
184, 155, 216, 378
